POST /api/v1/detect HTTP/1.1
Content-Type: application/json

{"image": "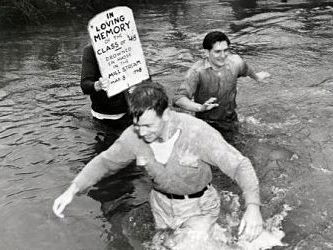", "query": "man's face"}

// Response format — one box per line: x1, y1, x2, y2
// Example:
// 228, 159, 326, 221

133, 109, 165, 143
207, 41, 230, 68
